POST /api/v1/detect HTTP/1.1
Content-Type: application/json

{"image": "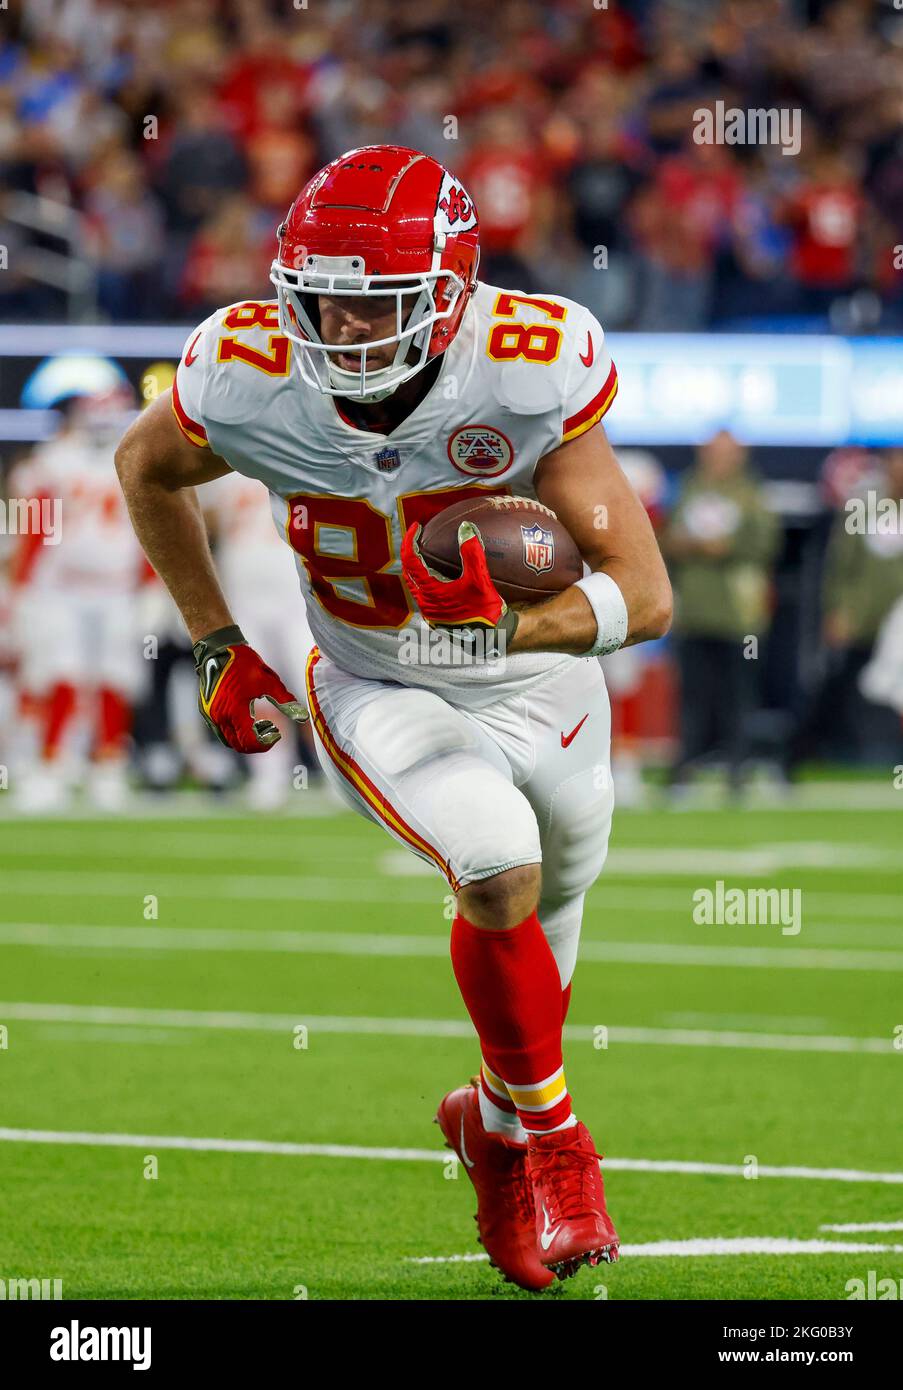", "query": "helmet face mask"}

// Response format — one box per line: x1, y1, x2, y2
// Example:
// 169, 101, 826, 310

272, 258, 466, 402
269, 146, 480, 403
